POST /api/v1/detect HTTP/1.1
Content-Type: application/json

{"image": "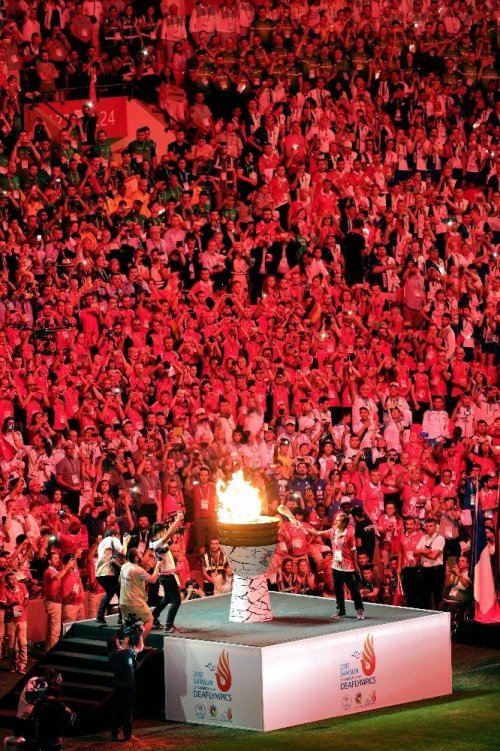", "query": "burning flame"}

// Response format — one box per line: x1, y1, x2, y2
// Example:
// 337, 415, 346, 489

215, 650, 232, 692
360, 634, 376, 676
216, 471, 263, 523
